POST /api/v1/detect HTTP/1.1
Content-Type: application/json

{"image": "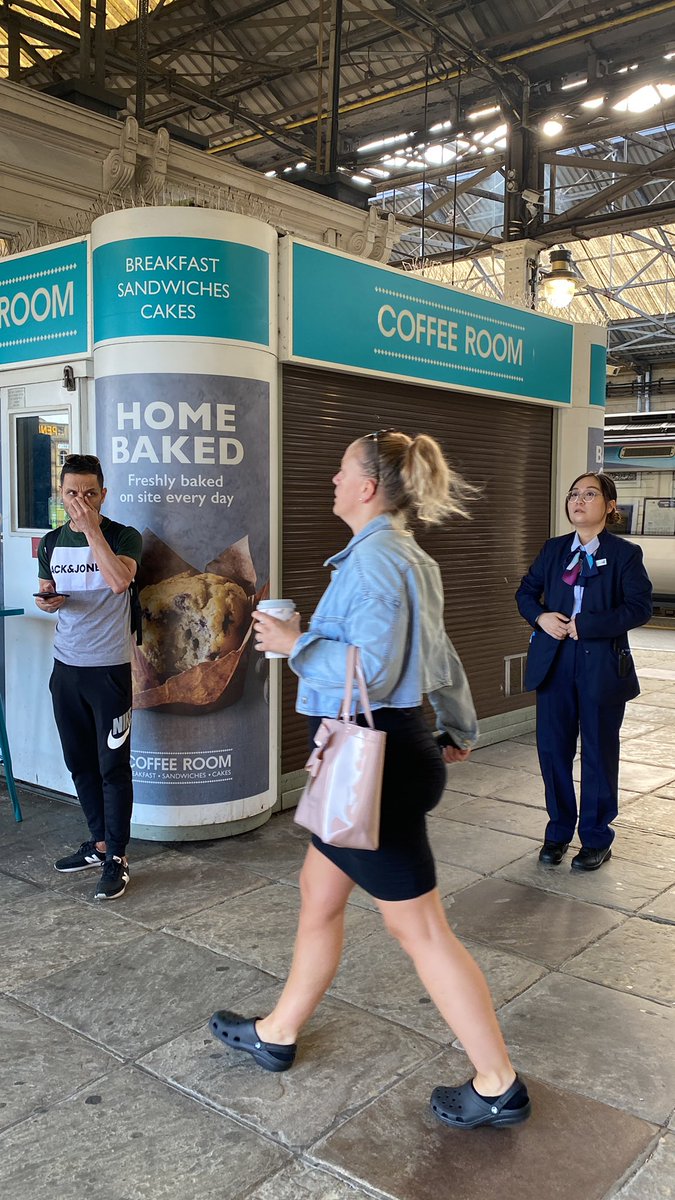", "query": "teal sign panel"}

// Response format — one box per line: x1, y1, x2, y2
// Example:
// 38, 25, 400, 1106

93, 237, 269, 346
291, 243, 573, 404
0, 240, 89, 368
589, 341, 607, 406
